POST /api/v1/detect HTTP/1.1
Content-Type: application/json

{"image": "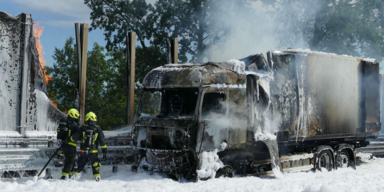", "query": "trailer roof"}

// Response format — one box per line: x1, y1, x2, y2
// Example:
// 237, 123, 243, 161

270, 49, 379, 64
142, 61, 246, 89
